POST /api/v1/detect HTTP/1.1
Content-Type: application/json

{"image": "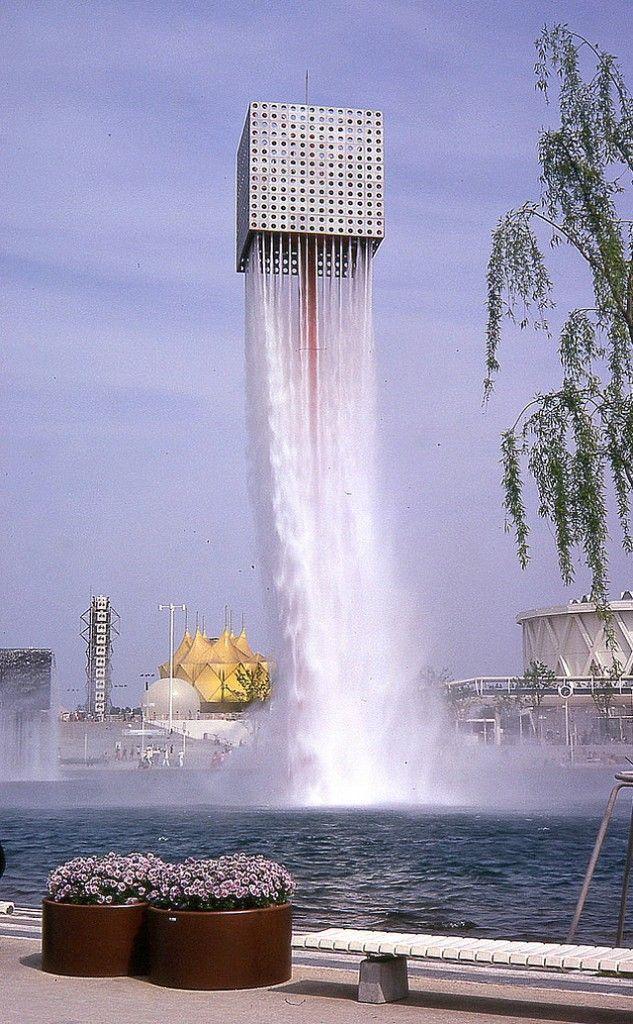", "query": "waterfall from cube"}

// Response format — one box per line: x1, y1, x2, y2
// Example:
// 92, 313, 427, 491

244, 233, 428, 805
